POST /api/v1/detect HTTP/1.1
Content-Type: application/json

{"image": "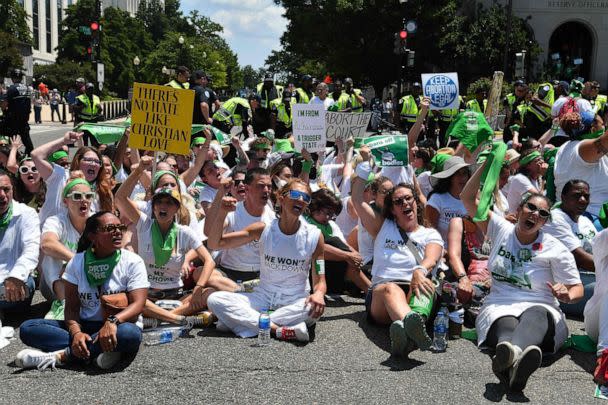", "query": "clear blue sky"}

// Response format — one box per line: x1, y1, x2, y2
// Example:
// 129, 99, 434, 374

180, 0, 287, 69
